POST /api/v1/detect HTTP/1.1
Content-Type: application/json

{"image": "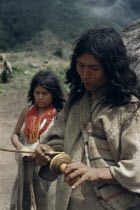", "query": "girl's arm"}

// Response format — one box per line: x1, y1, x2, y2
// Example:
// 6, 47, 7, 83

11, 106, 30, 149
